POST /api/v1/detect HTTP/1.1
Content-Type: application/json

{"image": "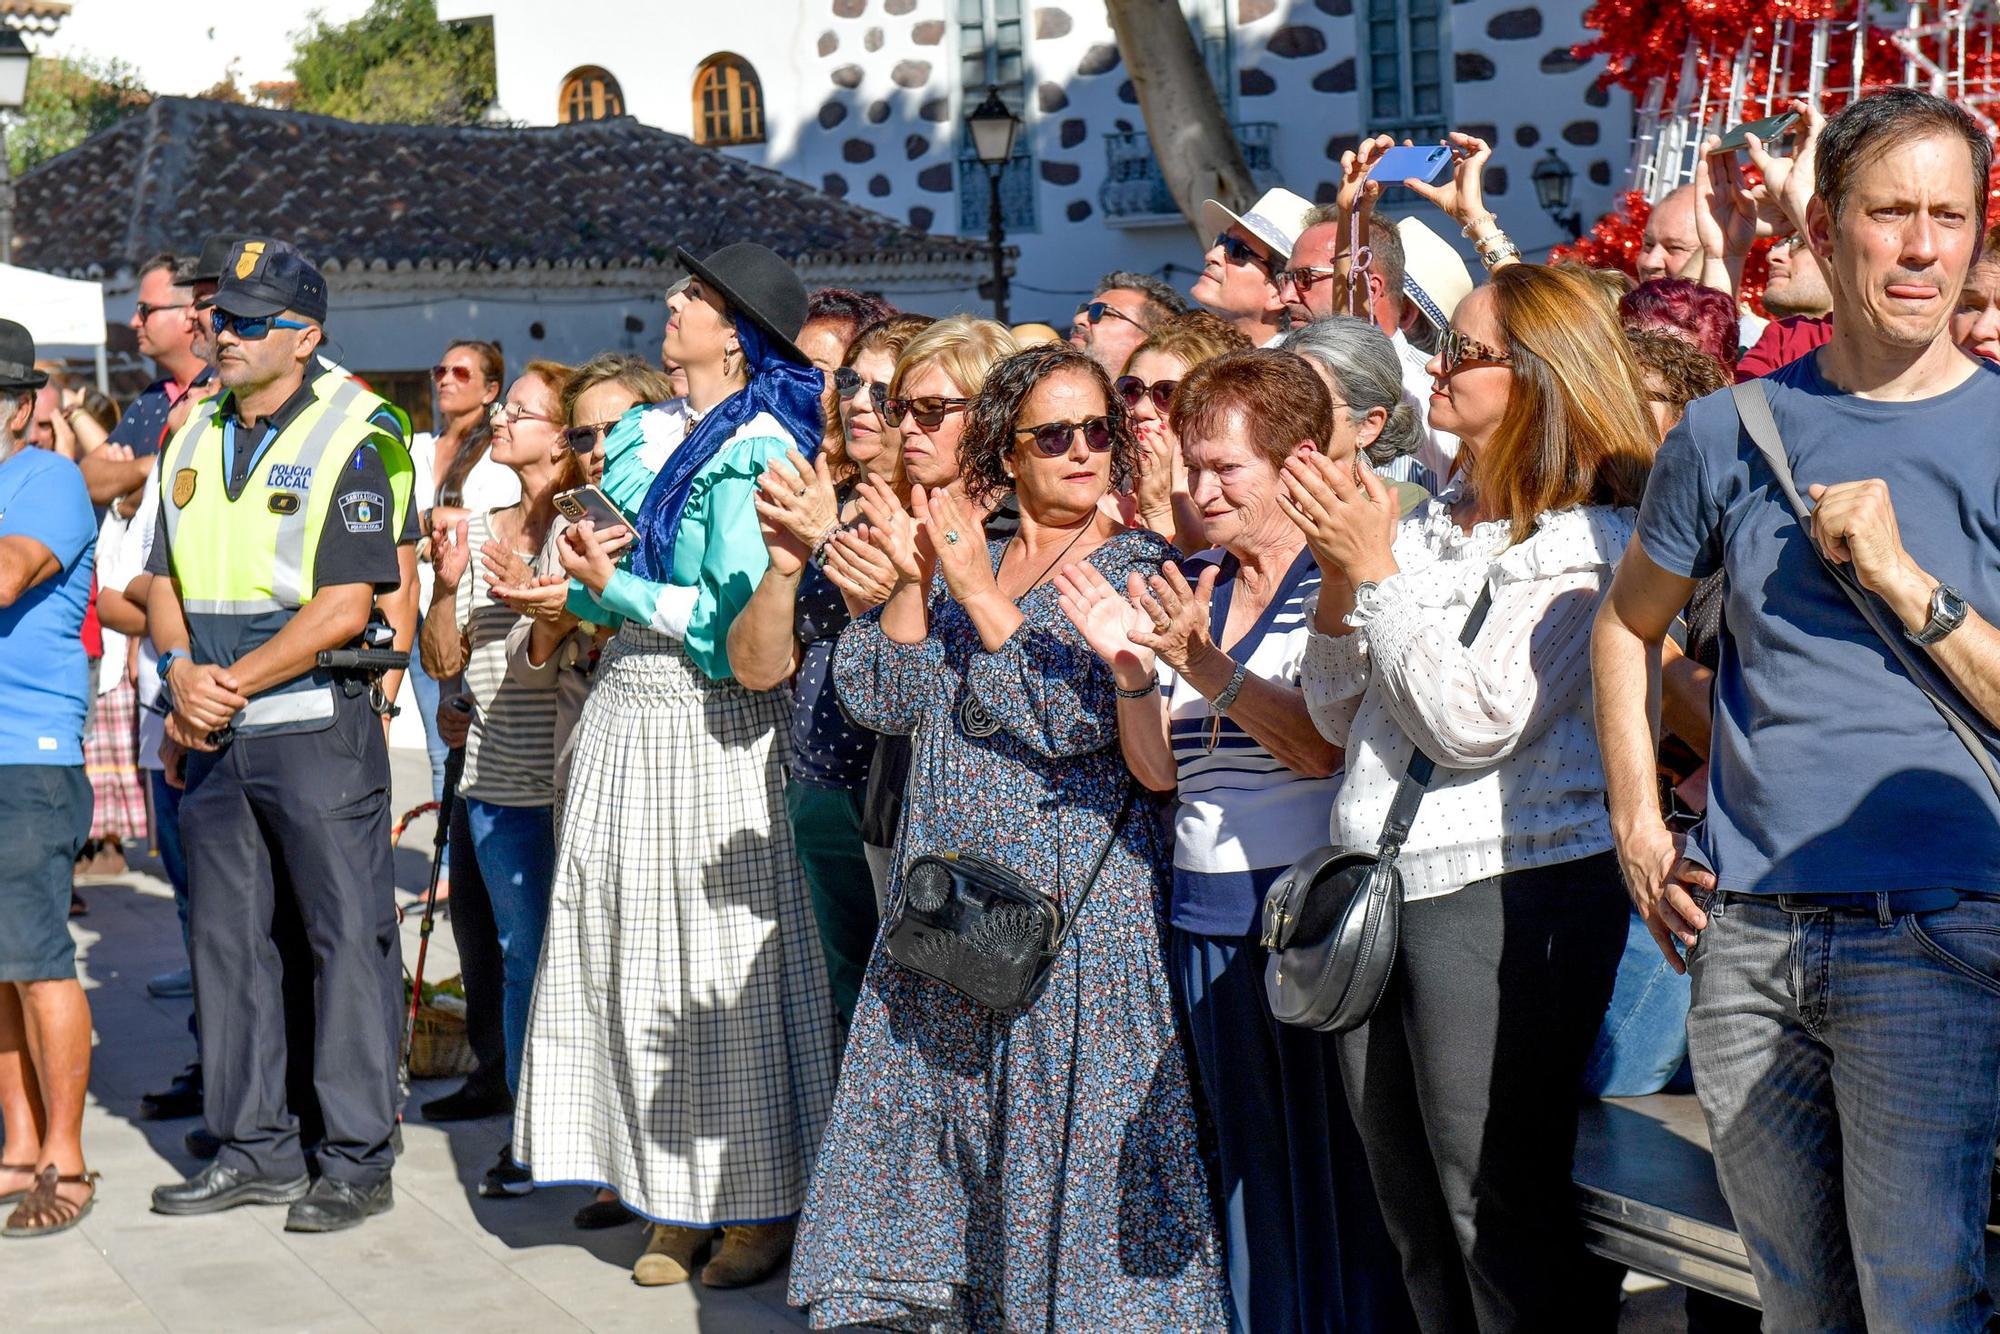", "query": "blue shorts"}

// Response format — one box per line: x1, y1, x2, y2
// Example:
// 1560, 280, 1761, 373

0, 765, 92, 981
